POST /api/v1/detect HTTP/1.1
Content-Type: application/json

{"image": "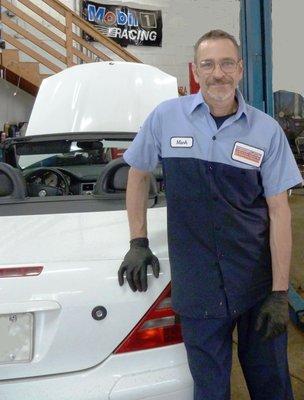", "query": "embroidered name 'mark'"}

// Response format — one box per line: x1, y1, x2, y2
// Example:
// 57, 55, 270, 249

171, 137, 193, 148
